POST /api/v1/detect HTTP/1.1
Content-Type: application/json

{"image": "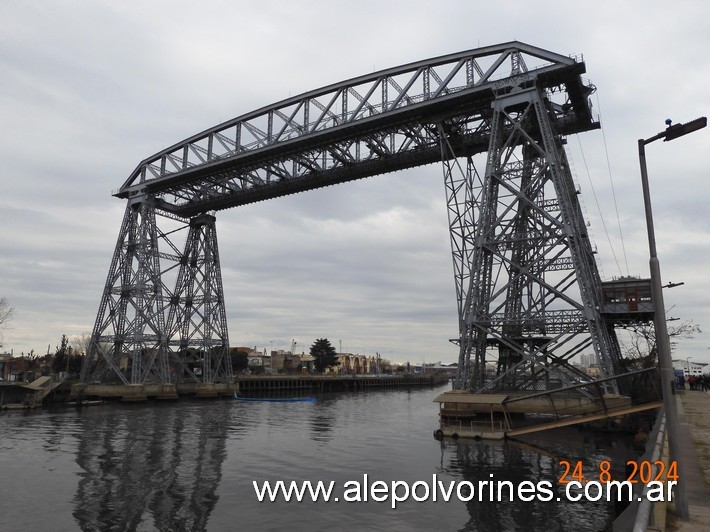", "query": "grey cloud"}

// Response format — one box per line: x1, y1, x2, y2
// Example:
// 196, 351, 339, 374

1, 0, 709, 364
